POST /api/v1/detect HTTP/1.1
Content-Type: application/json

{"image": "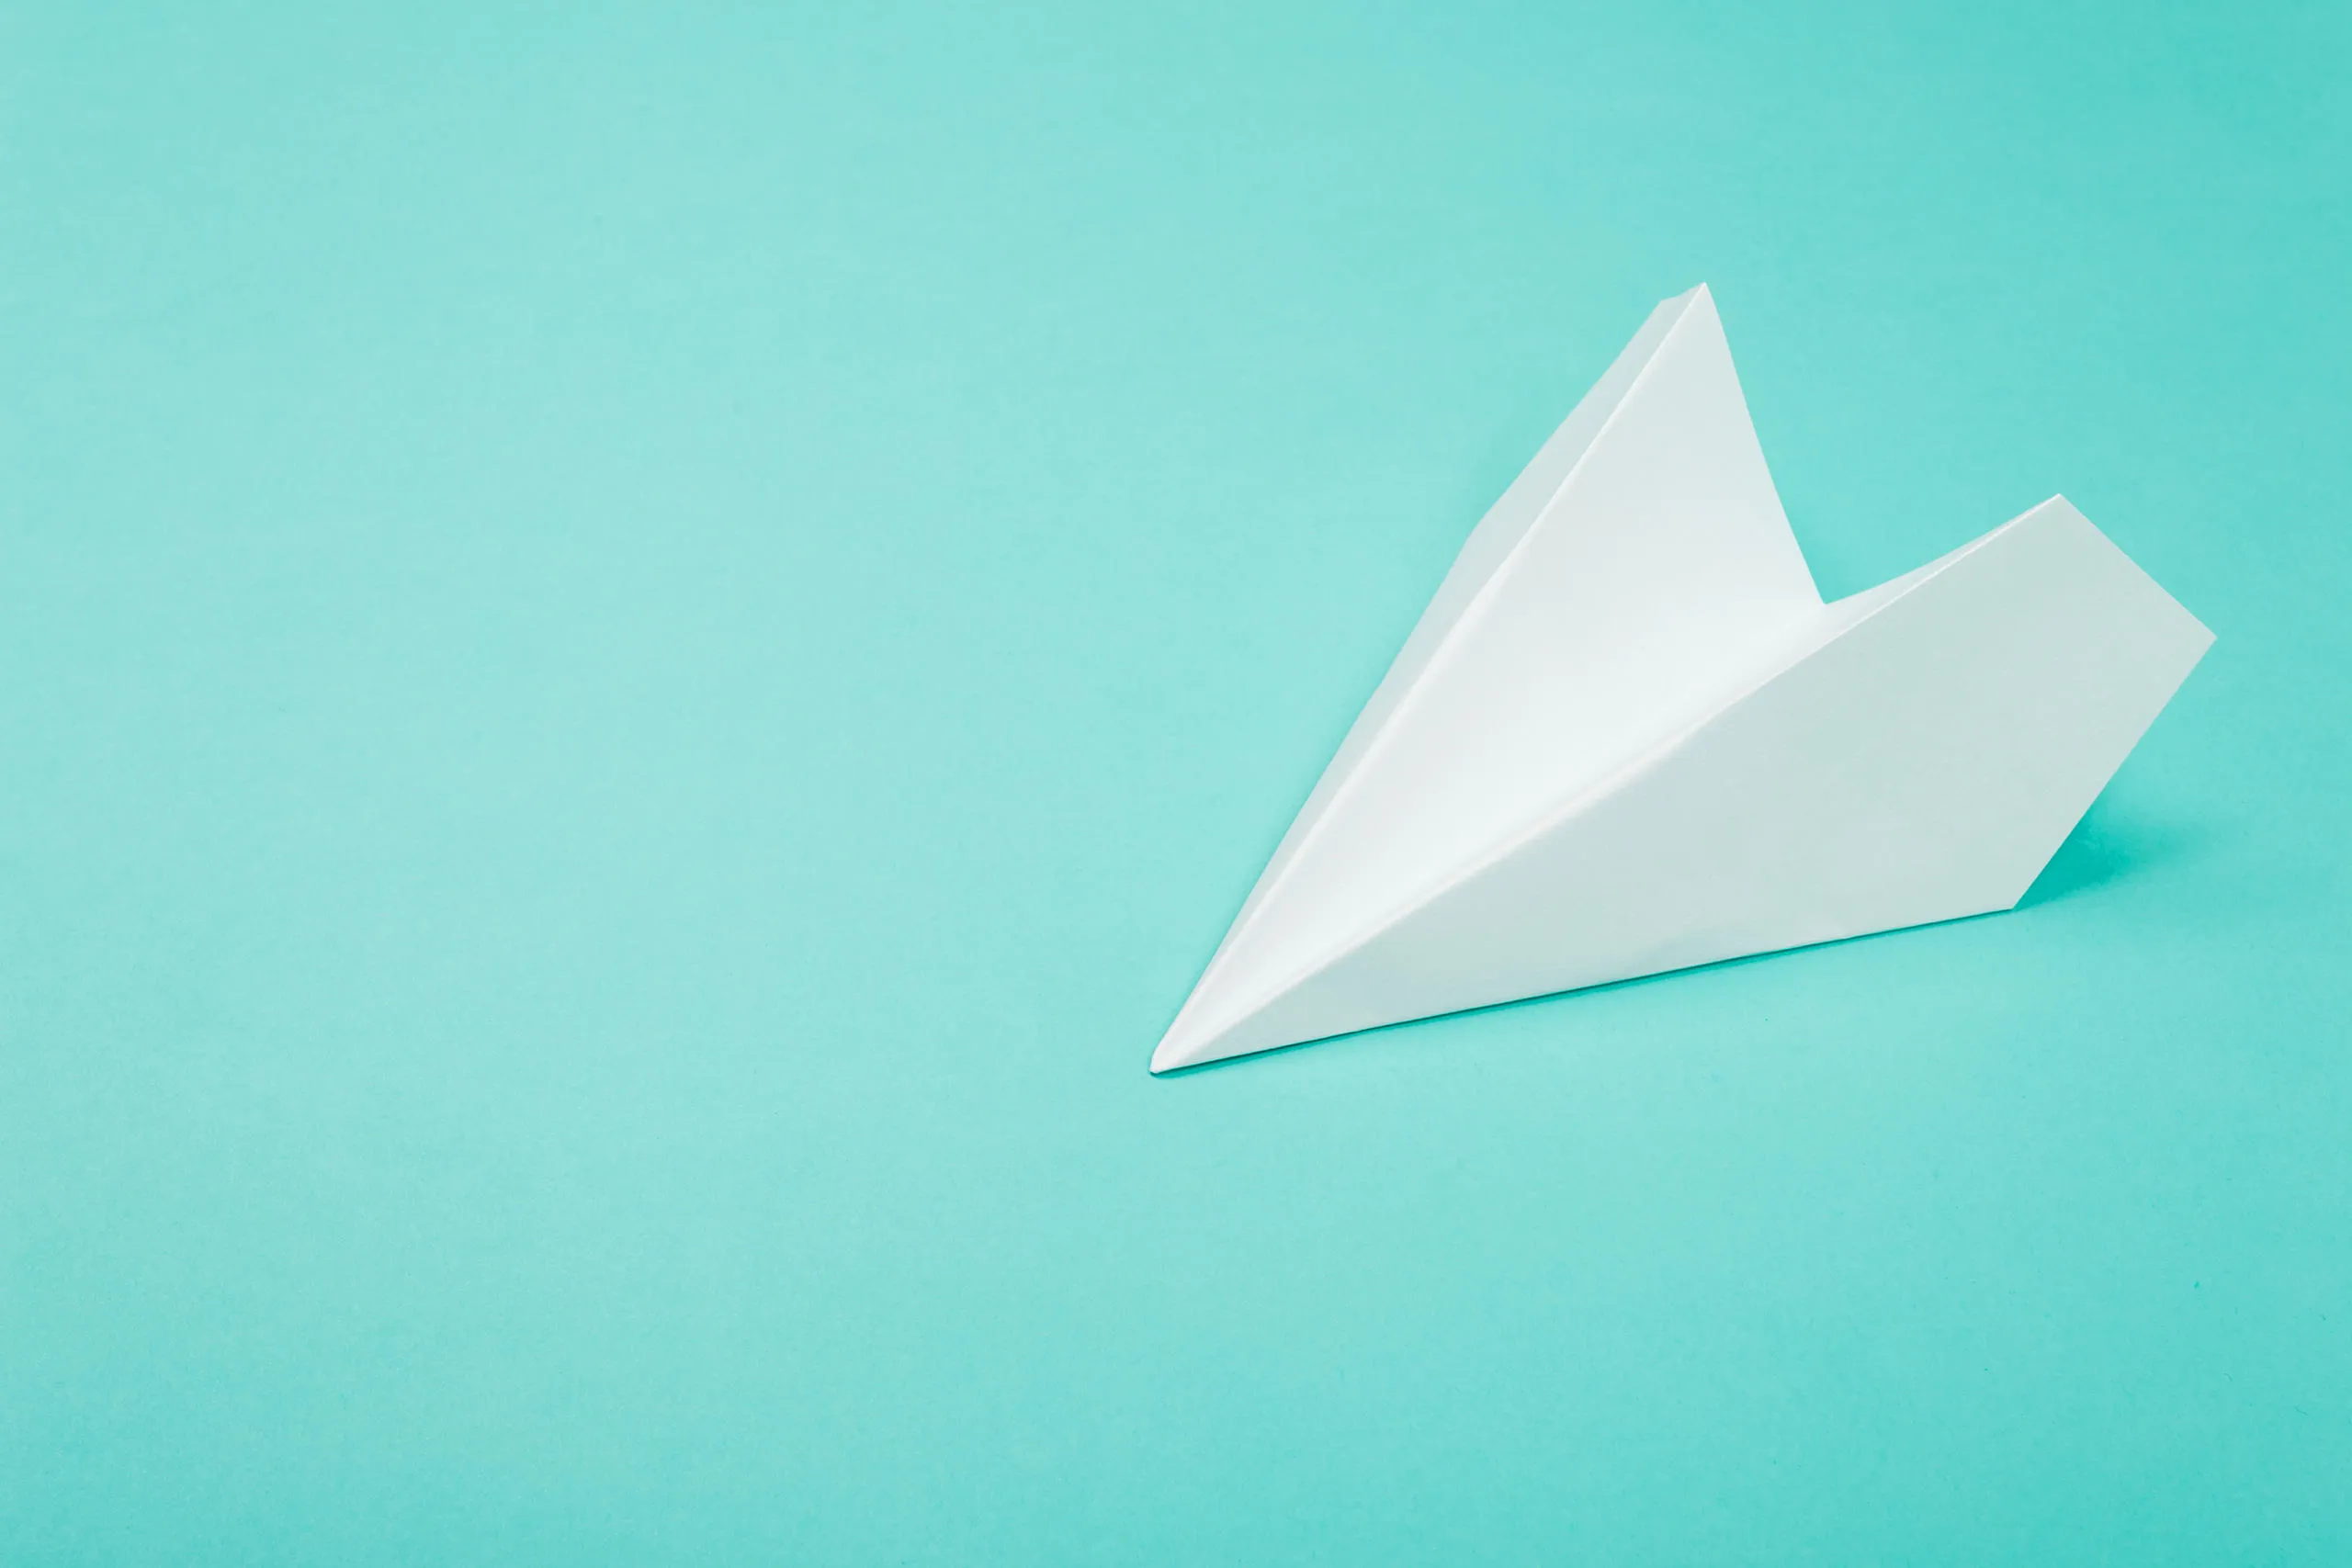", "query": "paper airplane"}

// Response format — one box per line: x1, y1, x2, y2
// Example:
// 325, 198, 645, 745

1153, 284, 2212, 1074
